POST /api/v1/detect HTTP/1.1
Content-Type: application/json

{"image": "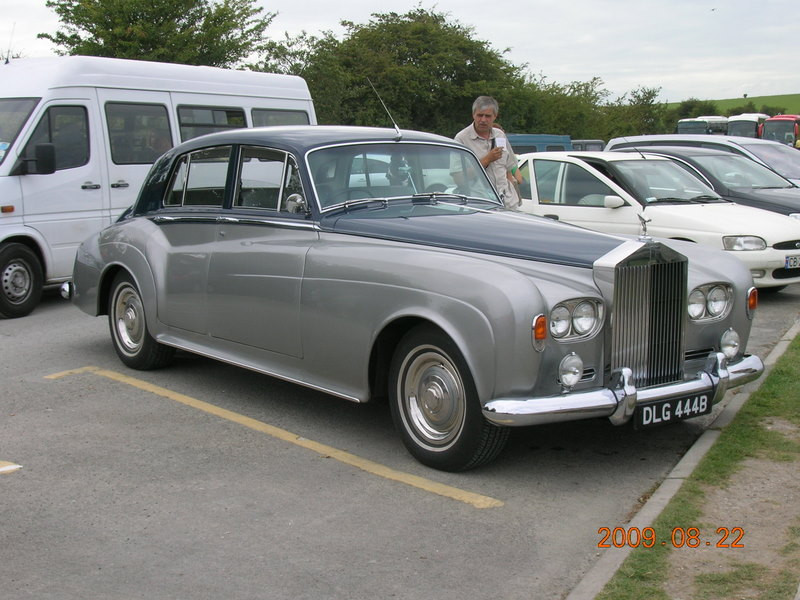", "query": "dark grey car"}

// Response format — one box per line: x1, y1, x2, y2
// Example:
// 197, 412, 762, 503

614, 145, 800, 218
